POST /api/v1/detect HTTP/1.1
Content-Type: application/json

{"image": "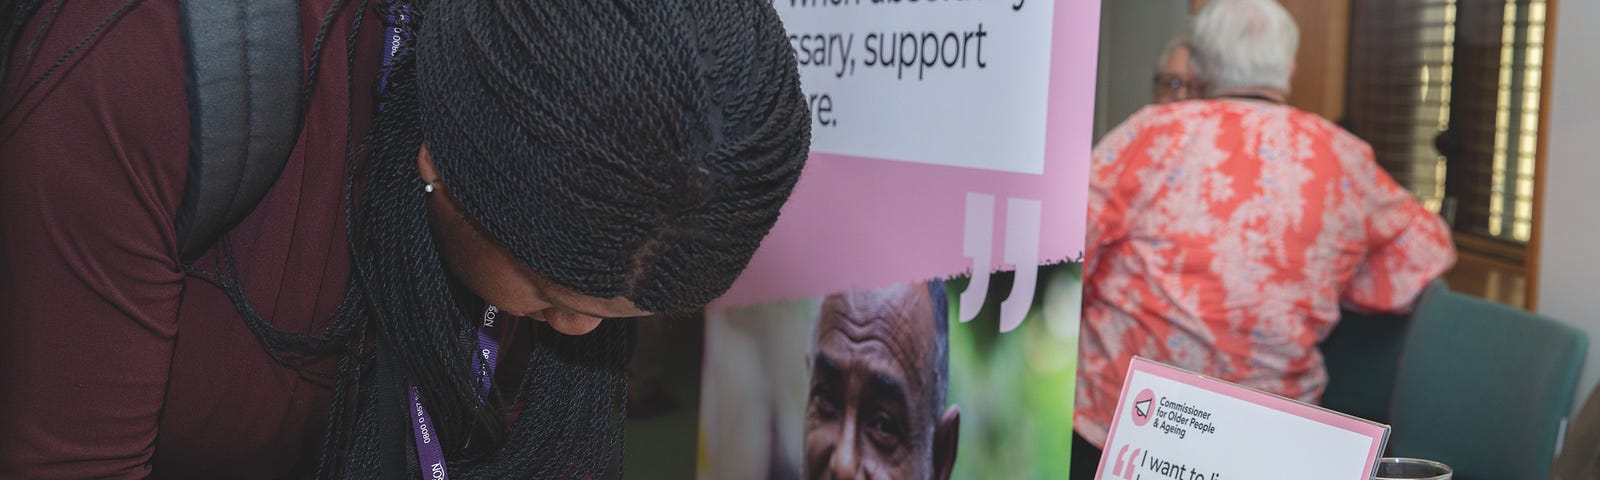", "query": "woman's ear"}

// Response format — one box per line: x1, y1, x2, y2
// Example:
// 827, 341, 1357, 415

417, 142, 441, 185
